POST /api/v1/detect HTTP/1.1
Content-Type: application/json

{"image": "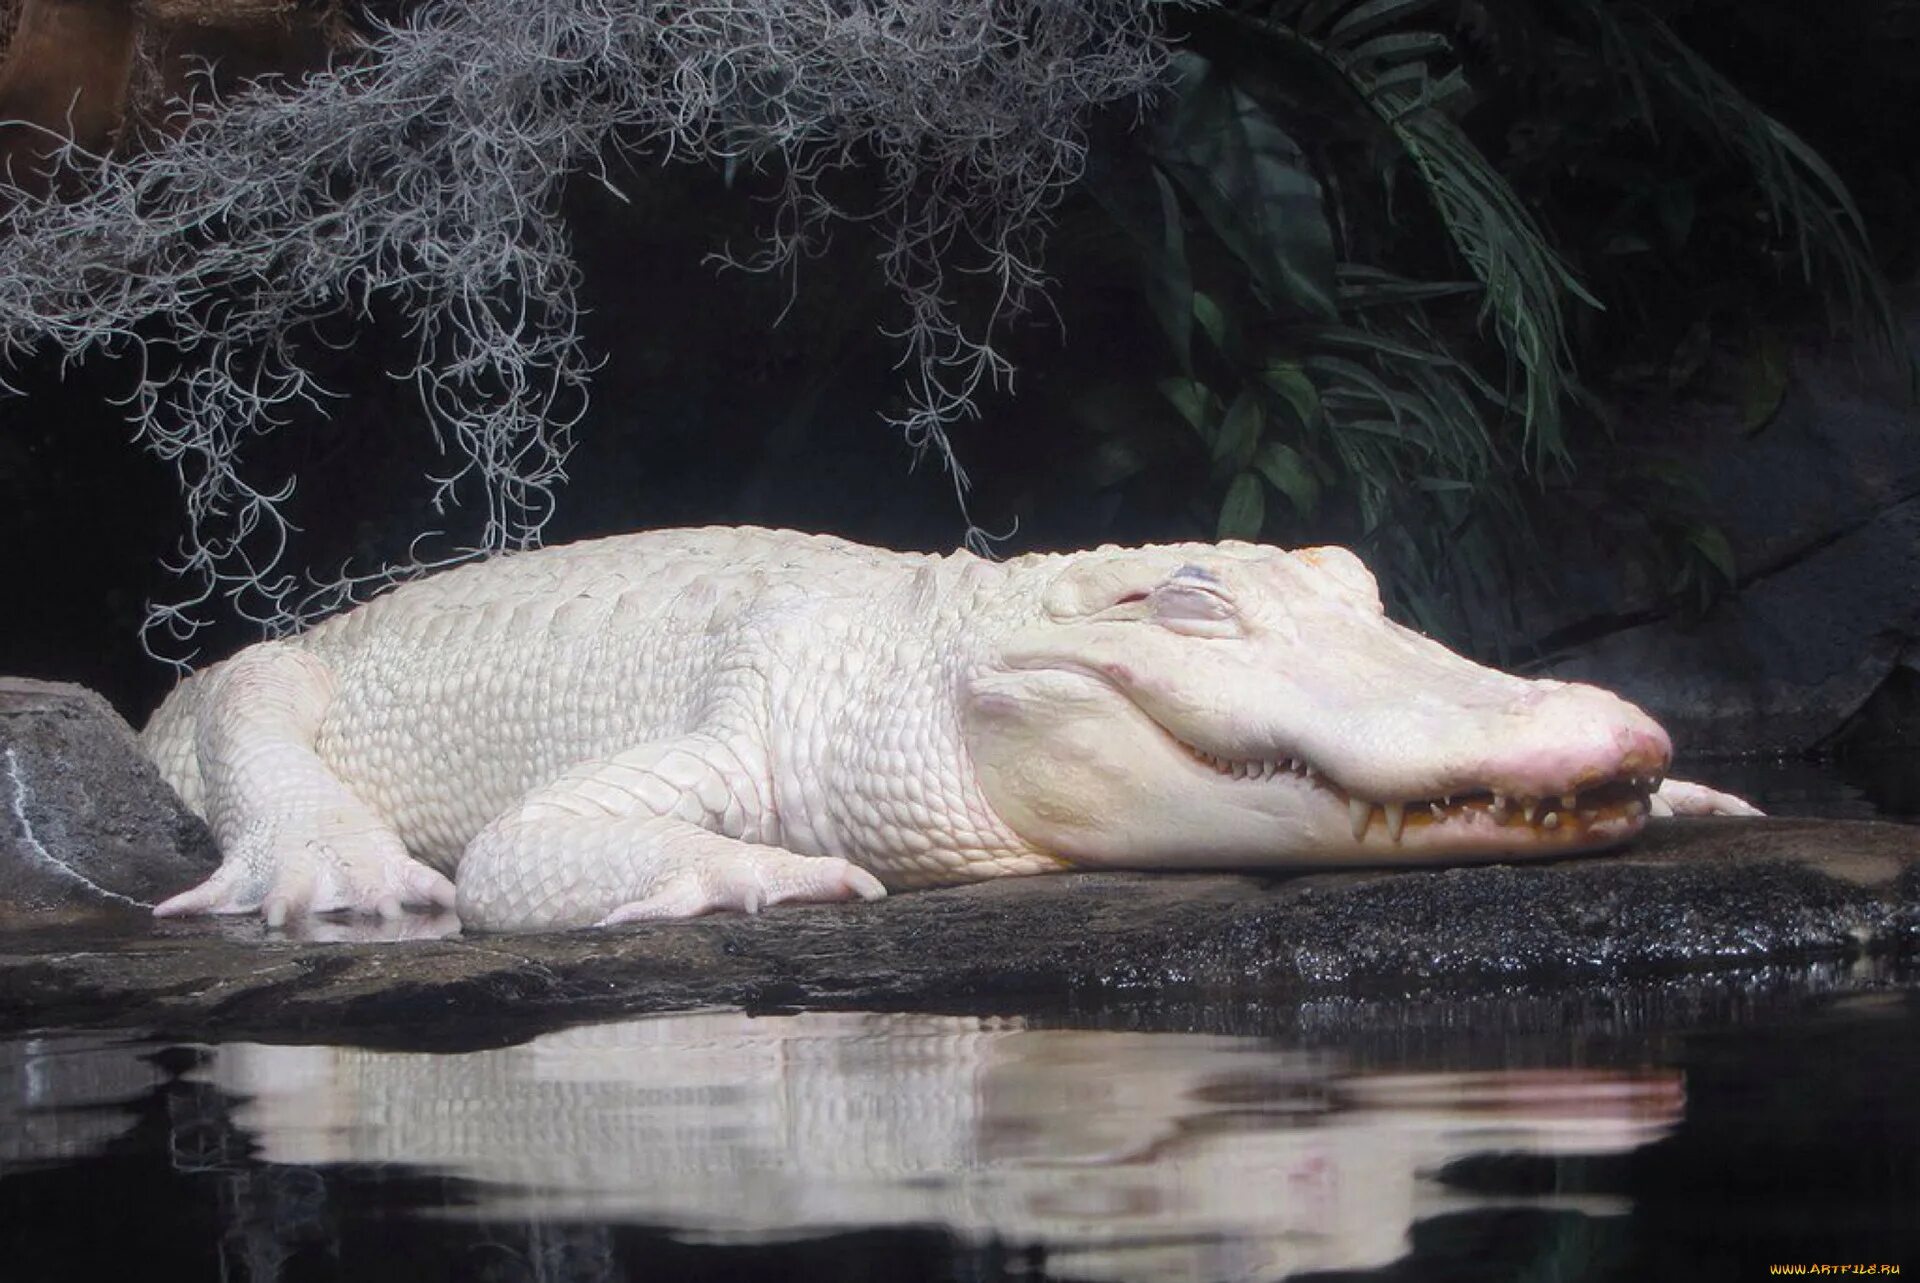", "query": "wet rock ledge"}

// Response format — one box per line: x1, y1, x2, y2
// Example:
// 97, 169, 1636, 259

2, 676, 1918, 1042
